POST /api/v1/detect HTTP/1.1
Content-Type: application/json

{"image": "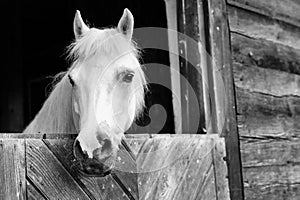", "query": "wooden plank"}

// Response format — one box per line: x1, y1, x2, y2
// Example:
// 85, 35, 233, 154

26, 139, 91, 199
236, 87, 300, 137
241, 139, 300, 168
233, 62, 300, 97
227, 0, 300, 27
194, 166, 217, 200
177, 0, 206, 134
231, 33, 300, 75
136, 135, 225, 200
243, 165, 300, 200
241, 137, 300, 200
0, 139, 26, 200
207, 0, 244, 199
244, 182, 300, 200
124, 134, 148, 158
171, 138, 217, 200
26, 180, 46, 200
228, 4, 300, 50
44, 139, 132, 200
164, 0, 183, 134
213, 138, 230, 199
